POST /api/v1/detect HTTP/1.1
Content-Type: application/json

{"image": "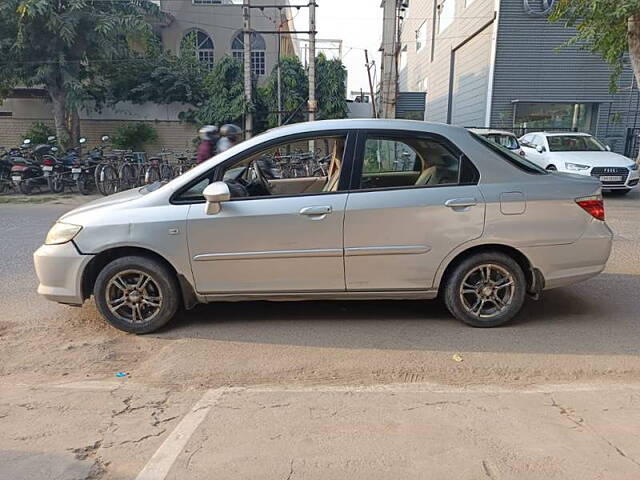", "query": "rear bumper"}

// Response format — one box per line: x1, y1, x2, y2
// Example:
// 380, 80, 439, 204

34, 242, 94, 305
520, 220, 613, 290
